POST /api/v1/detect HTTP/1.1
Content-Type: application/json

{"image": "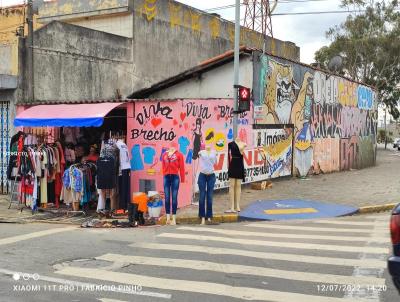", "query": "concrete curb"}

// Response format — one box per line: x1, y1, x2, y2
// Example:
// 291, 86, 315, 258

357, 203, 397, 214
158, 213, 238, 225
1, 204, 396, 225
